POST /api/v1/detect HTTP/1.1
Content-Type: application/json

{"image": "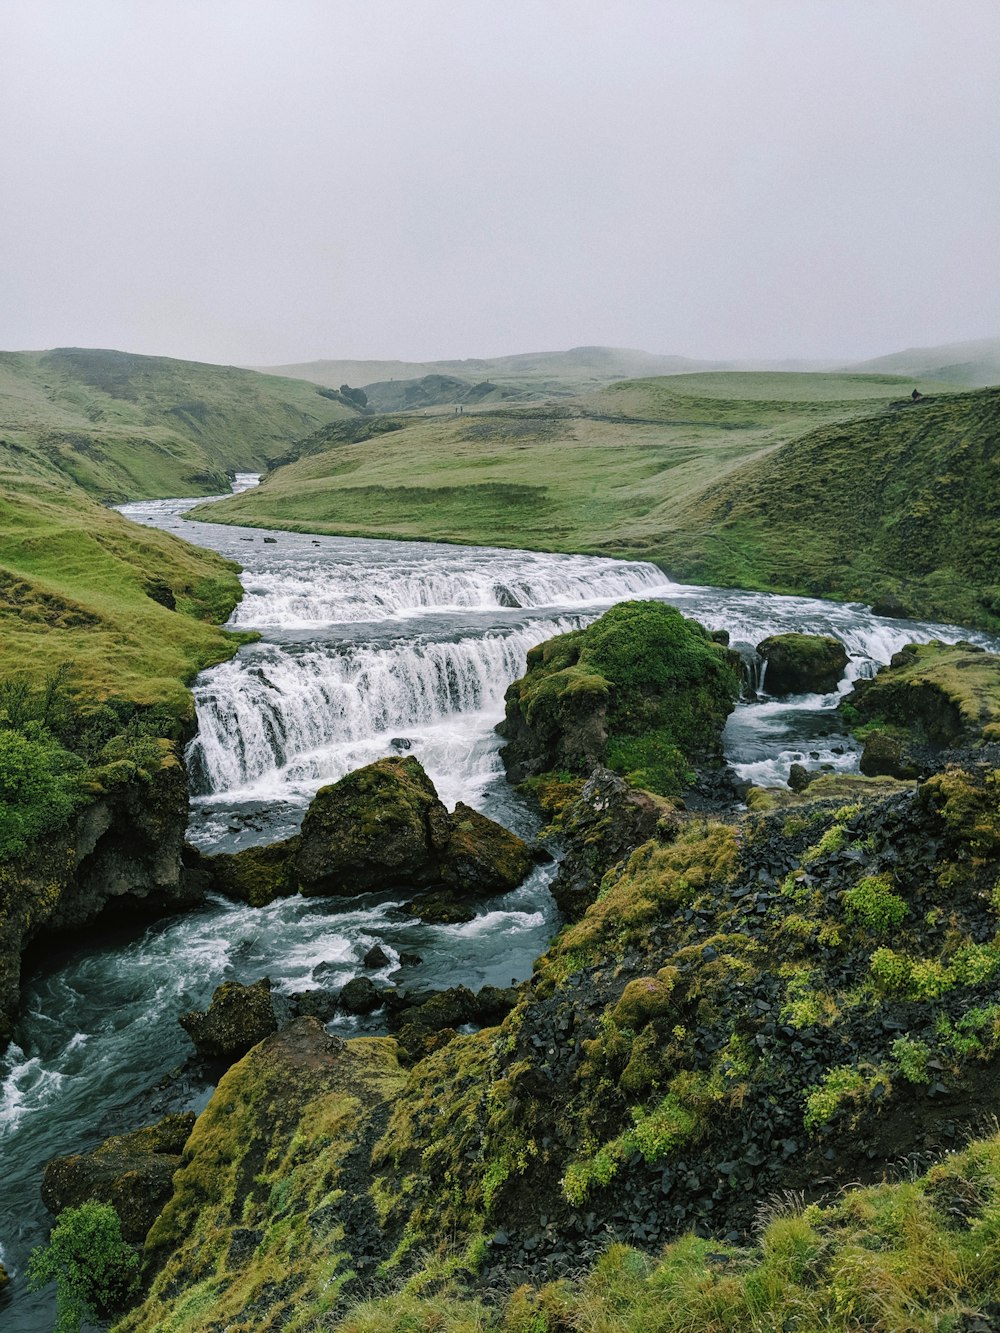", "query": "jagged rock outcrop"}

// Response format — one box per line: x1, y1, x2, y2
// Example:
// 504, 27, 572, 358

41, 1113, 195, 1243
179, 977, 278, 1062
121, 1020, 405, 1330
0, 748, 199, 1052
203, 757, 532, 909
546, 767, 676, 921
499, 600, 740, 796
756, 632, 848, 695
